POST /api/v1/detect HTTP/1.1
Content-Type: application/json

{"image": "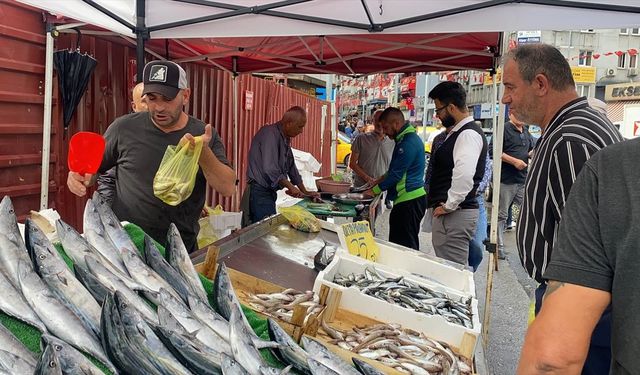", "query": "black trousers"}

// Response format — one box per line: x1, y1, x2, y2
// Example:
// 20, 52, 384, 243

388, 195, 427, 250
